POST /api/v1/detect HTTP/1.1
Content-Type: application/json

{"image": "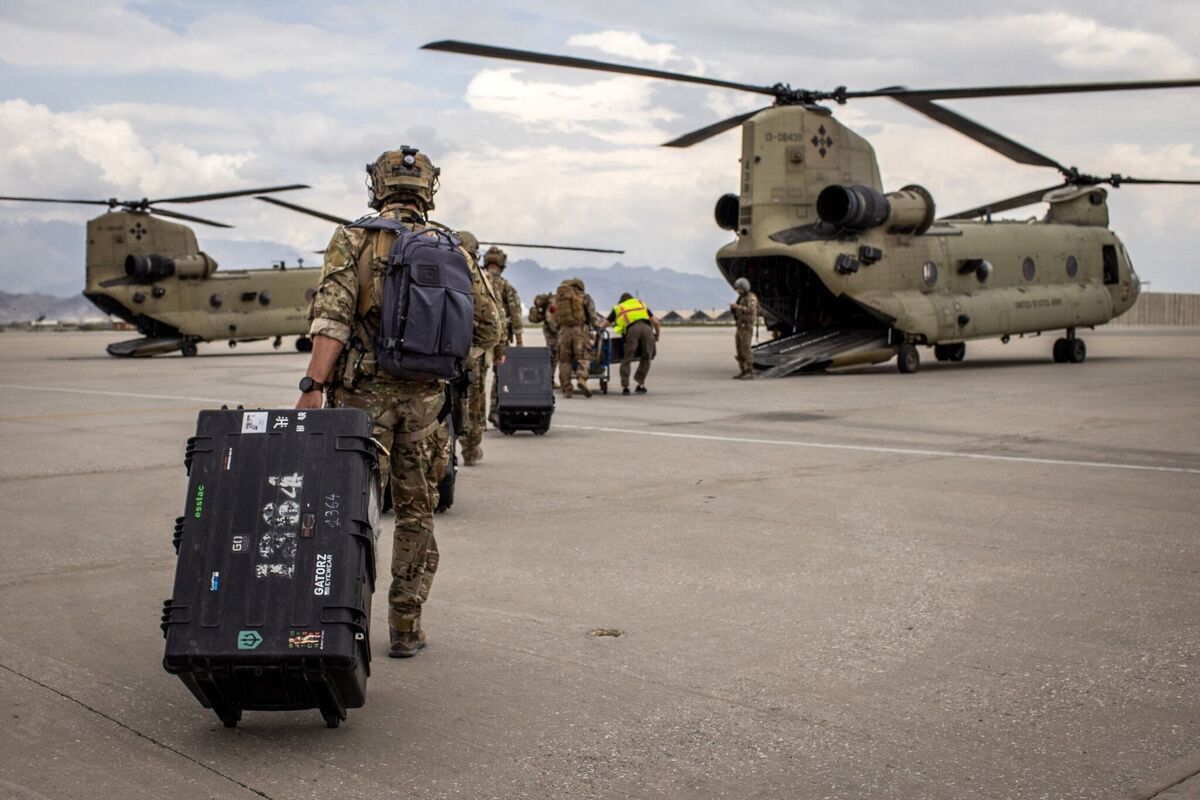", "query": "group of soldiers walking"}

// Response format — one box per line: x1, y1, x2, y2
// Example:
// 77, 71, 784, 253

296, 145, 760, 661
